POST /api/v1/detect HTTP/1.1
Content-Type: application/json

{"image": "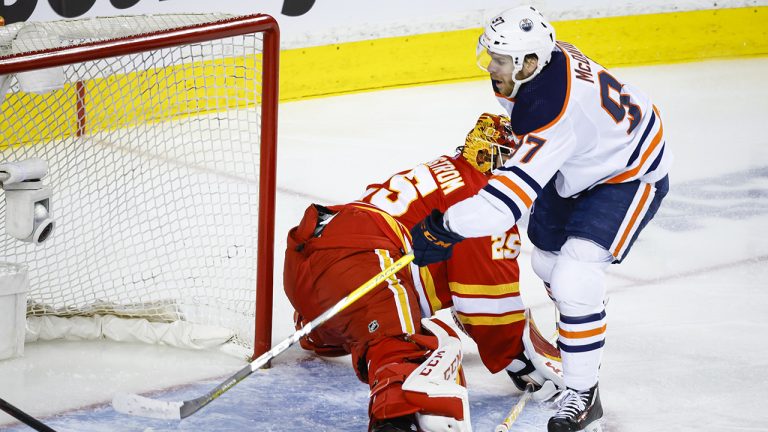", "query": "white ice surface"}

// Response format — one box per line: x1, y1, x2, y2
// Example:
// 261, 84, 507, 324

1, 57, 767, 431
